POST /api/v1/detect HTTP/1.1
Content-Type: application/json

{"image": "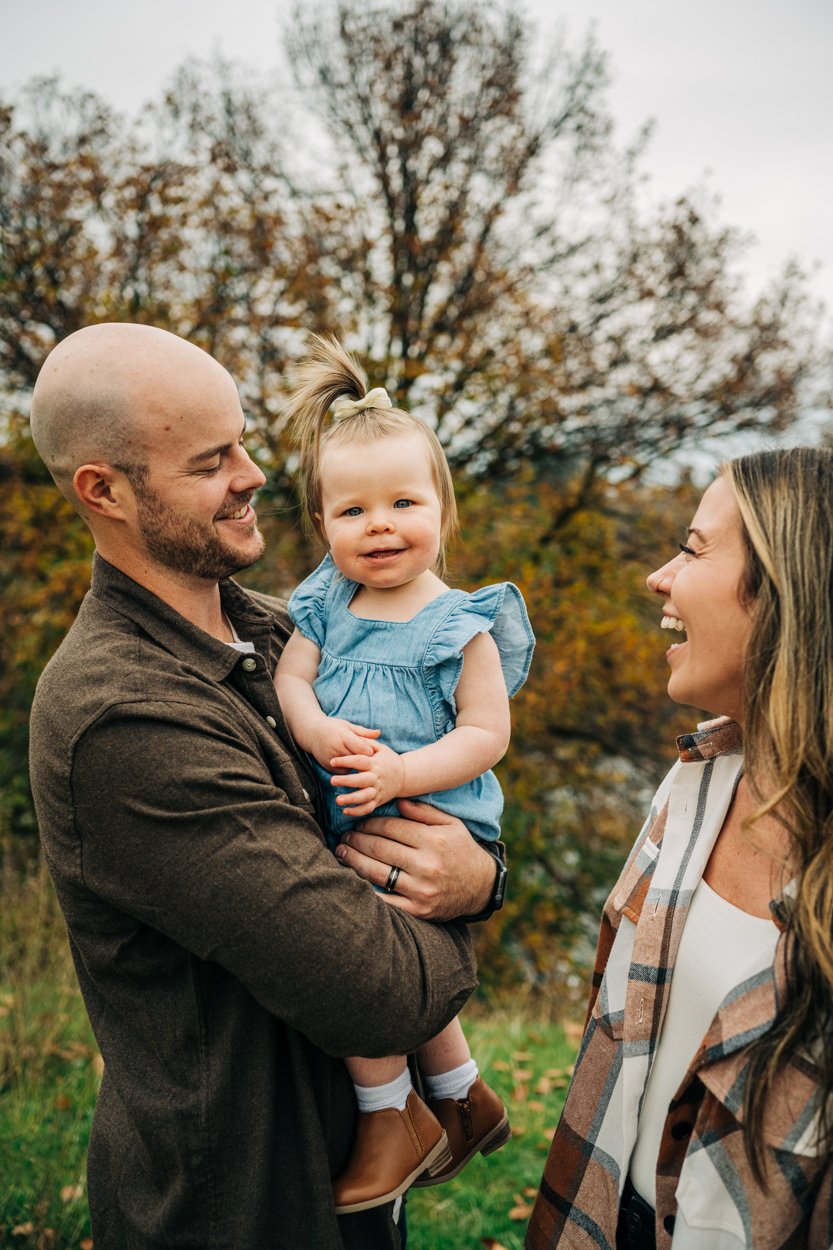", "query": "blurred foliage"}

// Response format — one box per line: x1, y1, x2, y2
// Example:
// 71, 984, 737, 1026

454, 470, 699, 989
1, 0, 829, 988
